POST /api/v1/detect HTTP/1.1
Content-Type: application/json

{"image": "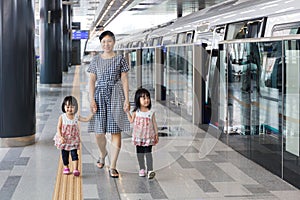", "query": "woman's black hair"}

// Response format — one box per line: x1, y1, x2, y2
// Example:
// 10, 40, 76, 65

99, 30, 115, 42
133, 88, 151, 111
61, 96, 79, 113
